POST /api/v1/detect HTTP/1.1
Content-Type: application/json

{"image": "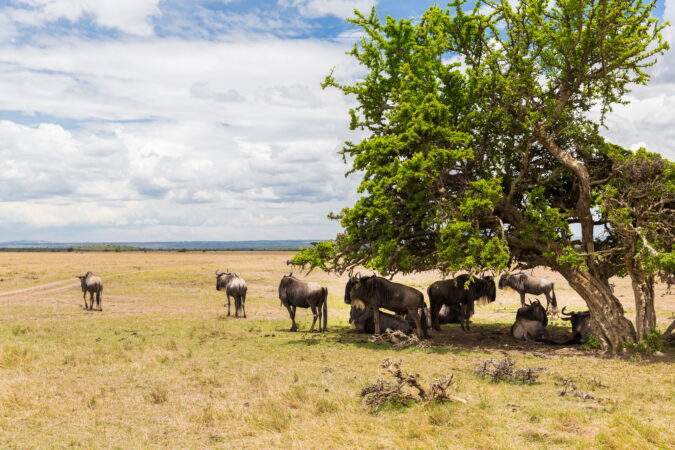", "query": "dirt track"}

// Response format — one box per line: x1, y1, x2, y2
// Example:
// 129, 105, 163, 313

0, 279, 79, 299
